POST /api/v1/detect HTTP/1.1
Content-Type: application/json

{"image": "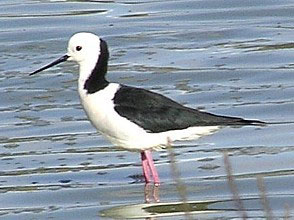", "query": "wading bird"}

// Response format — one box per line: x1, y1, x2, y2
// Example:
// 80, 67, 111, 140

30, 32, 264, 185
